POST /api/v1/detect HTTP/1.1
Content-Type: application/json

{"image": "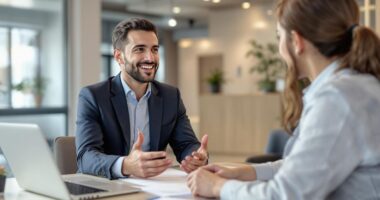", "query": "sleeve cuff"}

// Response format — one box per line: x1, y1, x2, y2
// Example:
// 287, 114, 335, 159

220, 180, 246, 200
111, 157, 127, 178
253, 160, 282, 181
